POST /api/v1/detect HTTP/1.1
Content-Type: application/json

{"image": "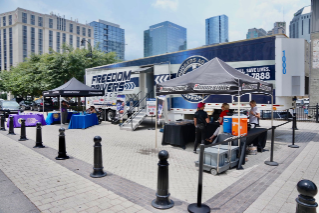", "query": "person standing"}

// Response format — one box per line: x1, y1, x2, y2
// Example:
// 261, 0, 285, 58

193, 102, 210, 153
249, 100, 260, 128
61, 101, 69, 124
